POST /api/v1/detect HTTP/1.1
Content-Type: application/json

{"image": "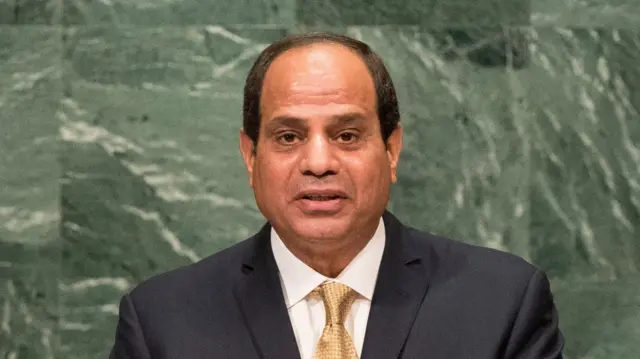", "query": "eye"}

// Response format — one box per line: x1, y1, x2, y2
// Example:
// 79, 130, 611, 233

276, 132, 300, 144
337, 132, 358, 143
